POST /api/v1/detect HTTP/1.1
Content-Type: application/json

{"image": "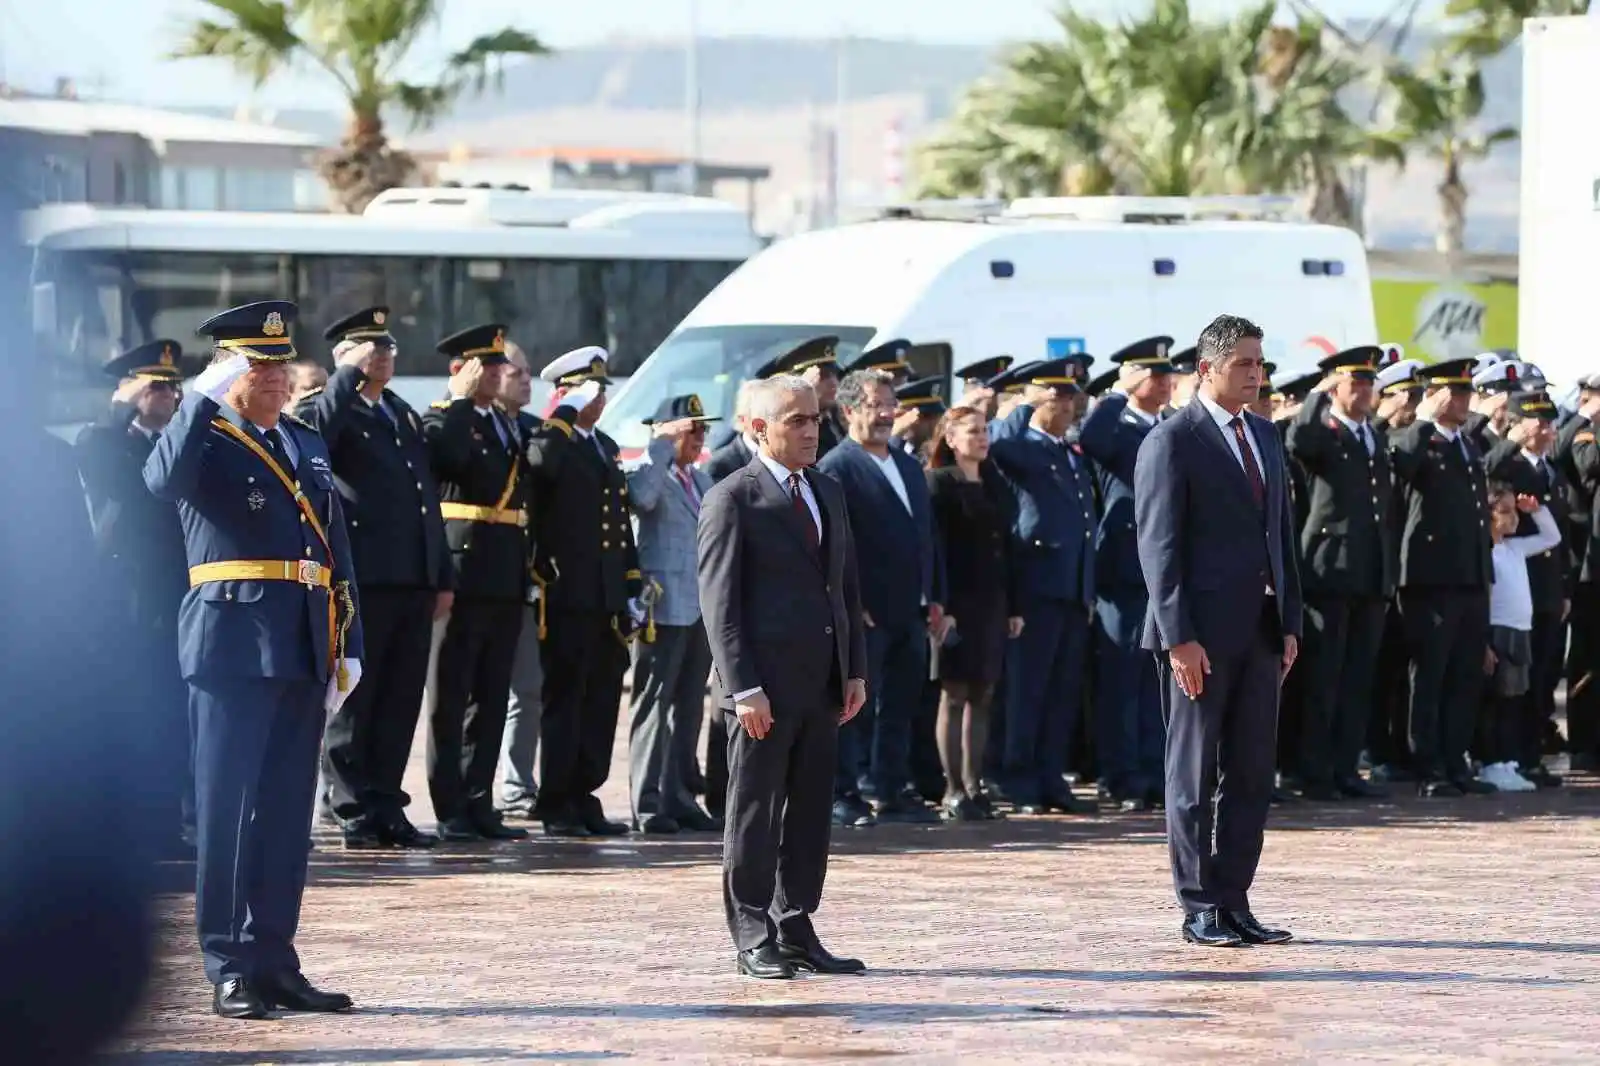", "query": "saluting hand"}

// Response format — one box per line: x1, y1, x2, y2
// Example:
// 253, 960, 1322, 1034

336, 340, 378, 374
1169, 641, 1211, 699
736, 690, 774, 740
